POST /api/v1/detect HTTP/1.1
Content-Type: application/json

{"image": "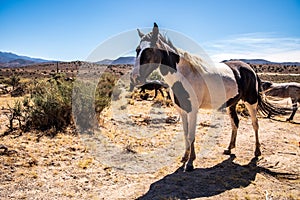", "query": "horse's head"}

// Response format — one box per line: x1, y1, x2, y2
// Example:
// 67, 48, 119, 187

130, 23, 179, 87
261, 80, 273, 91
